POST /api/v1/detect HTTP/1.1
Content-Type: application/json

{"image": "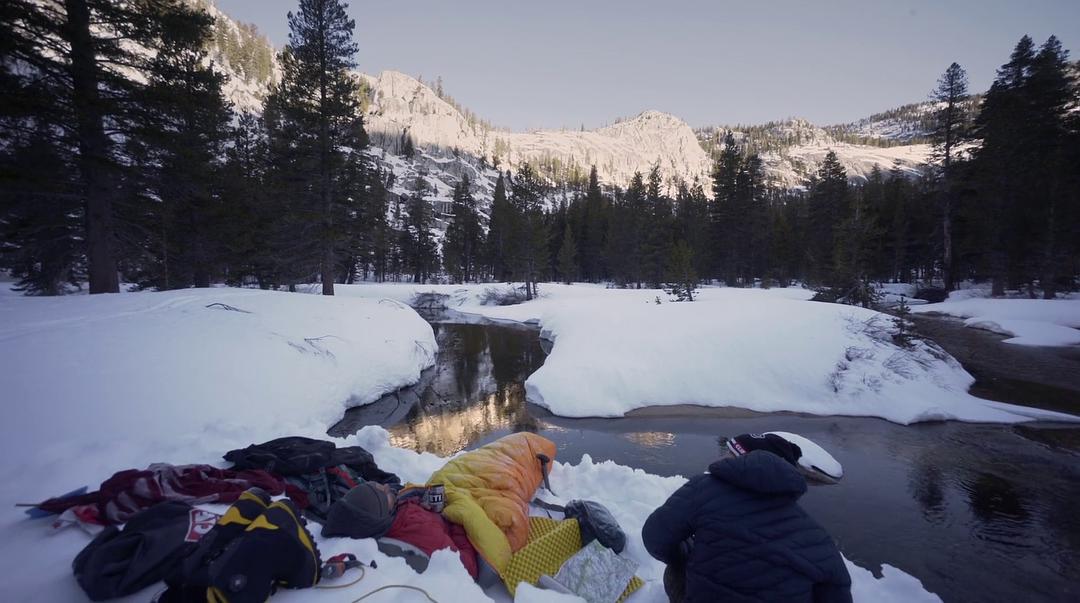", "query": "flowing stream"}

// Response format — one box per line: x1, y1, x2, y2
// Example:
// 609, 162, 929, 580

330, 316, 1080, 603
